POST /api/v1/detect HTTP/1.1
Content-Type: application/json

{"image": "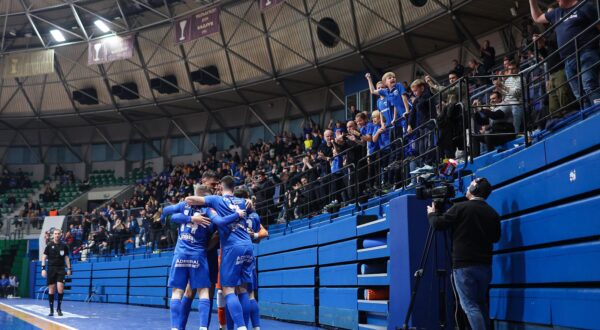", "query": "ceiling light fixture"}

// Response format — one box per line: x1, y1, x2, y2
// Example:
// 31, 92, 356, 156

94, 20, 111, 33
50, 29, 66, 42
